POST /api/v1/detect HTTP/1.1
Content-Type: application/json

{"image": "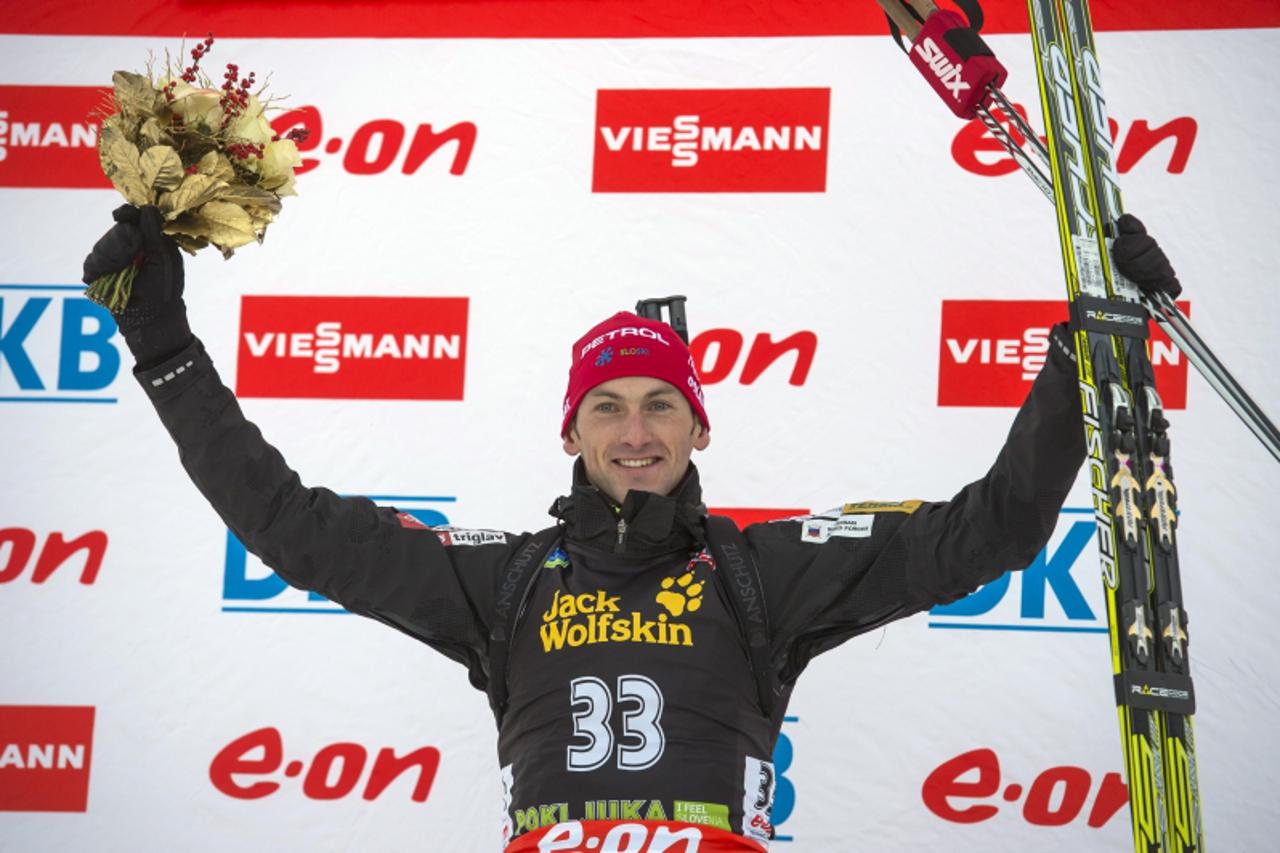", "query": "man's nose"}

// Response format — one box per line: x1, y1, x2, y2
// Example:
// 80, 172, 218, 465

618, 410, 652, 446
